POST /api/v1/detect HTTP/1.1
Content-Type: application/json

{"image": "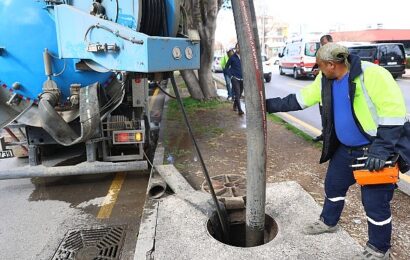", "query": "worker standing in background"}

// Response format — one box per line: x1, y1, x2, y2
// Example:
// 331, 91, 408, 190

266, 43, 410, 259
226, 43, 244, 116
220, 49, 234, 100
